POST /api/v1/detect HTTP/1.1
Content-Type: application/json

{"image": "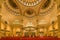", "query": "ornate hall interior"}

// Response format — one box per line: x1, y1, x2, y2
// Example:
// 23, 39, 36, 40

0, 0, 60, 40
